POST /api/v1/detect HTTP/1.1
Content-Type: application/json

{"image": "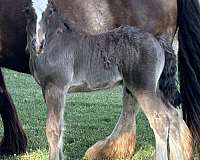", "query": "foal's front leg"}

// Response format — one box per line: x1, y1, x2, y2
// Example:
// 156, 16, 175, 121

43, 84, 65, 160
